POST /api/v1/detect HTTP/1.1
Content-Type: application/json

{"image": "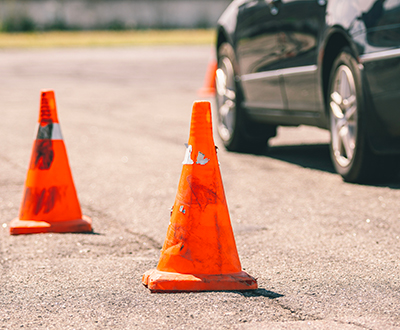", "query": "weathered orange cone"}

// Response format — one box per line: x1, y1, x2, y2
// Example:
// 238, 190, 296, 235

142, 101, 257, 292
197, 58, 217, 97
9, 90, 92, 235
